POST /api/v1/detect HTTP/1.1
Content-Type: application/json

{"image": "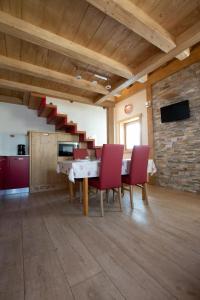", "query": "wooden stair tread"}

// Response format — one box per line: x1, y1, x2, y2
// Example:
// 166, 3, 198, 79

56, 113, 67, 118
76, 131, 86, 134
85, 138, 95, 141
